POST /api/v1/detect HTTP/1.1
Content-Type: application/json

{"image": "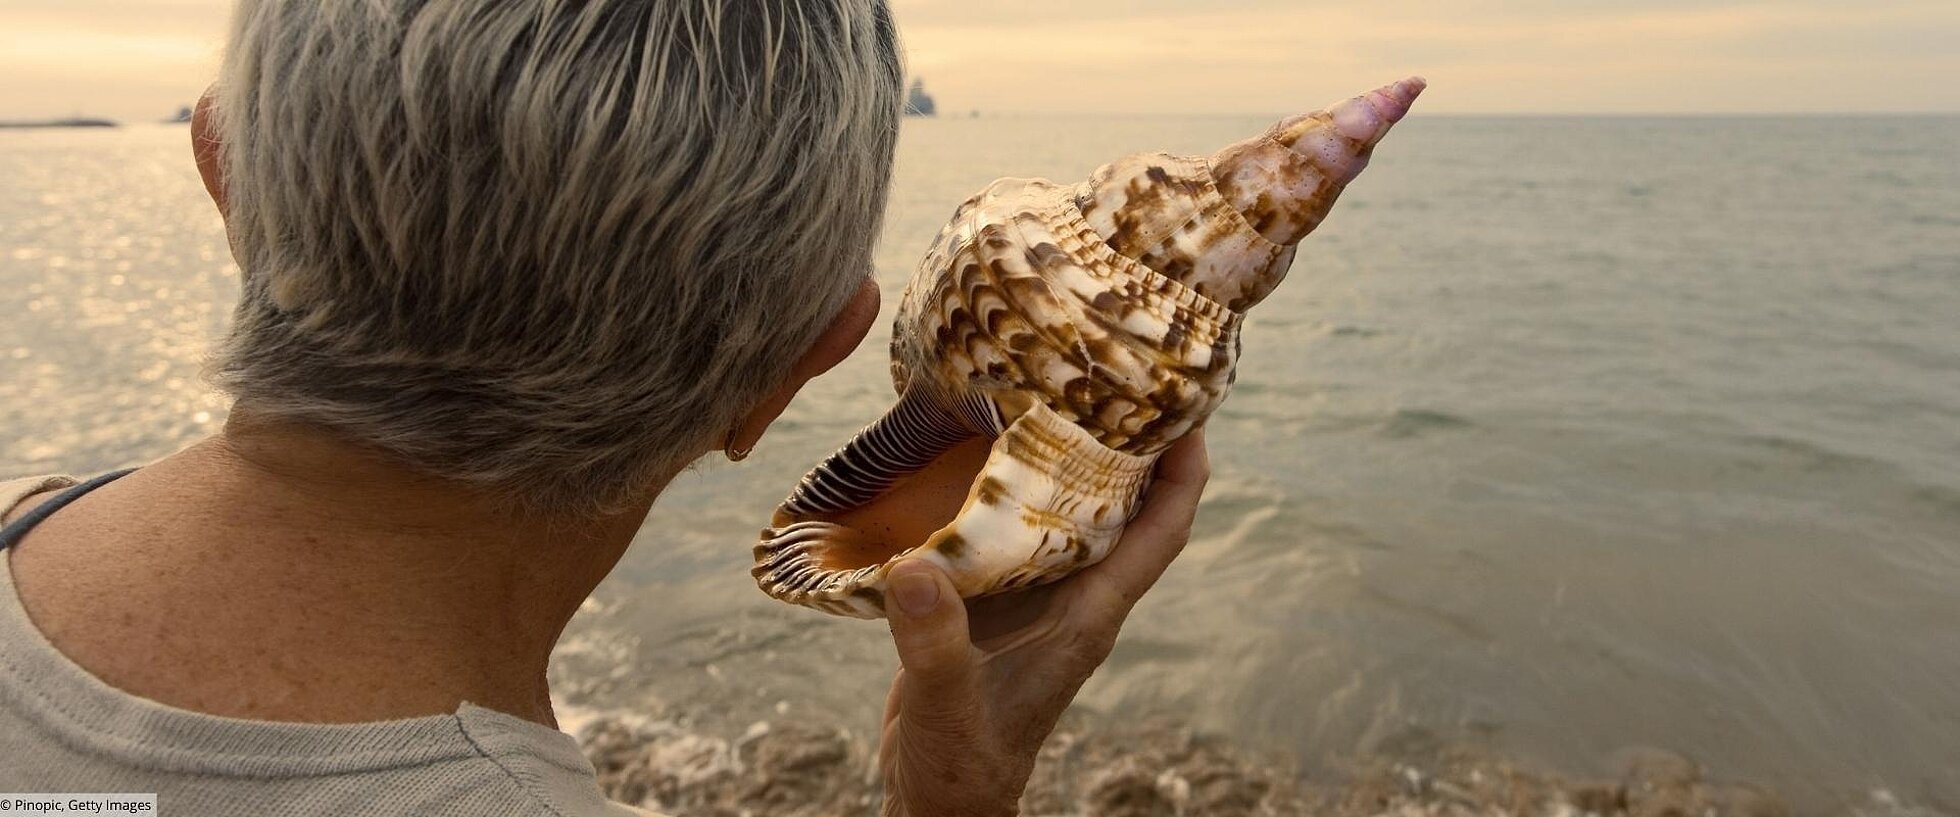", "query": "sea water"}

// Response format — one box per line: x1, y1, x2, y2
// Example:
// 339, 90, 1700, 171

4, 115, 1957, 810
